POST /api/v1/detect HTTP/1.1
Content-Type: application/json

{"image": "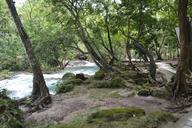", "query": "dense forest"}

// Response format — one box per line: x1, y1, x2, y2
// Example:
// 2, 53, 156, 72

0, 0, 192, 128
